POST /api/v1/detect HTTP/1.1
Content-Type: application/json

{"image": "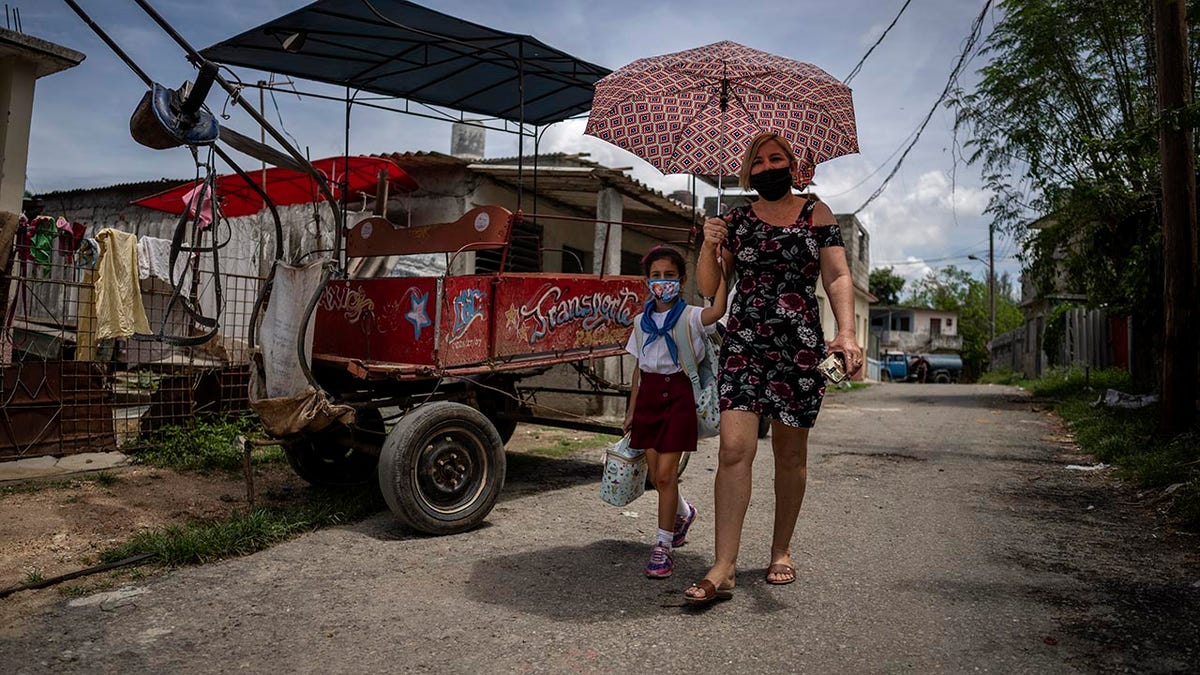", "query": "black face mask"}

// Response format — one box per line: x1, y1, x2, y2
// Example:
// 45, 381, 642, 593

748, 167, 794, 201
